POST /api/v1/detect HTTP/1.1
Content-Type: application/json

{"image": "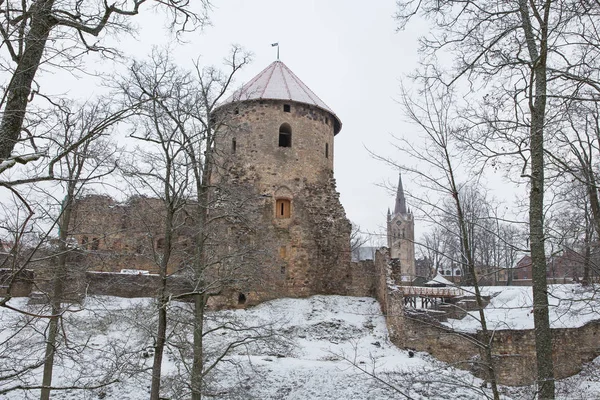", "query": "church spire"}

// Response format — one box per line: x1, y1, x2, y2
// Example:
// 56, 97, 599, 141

394, 173, 407, 215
